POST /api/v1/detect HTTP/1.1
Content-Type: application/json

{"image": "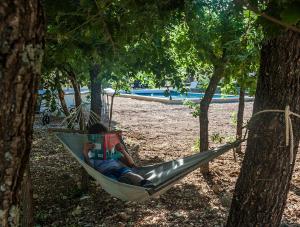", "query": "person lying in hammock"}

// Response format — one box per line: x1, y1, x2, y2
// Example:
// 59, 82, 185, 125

83, 123, 154, 188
